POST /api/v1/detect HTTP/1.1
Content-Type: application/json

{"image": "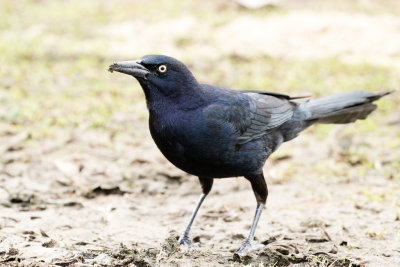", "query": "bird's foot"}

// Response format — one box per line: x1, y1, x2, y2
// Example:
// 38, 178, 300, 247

236, 239, 265, 255
178, 234, 200, 251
